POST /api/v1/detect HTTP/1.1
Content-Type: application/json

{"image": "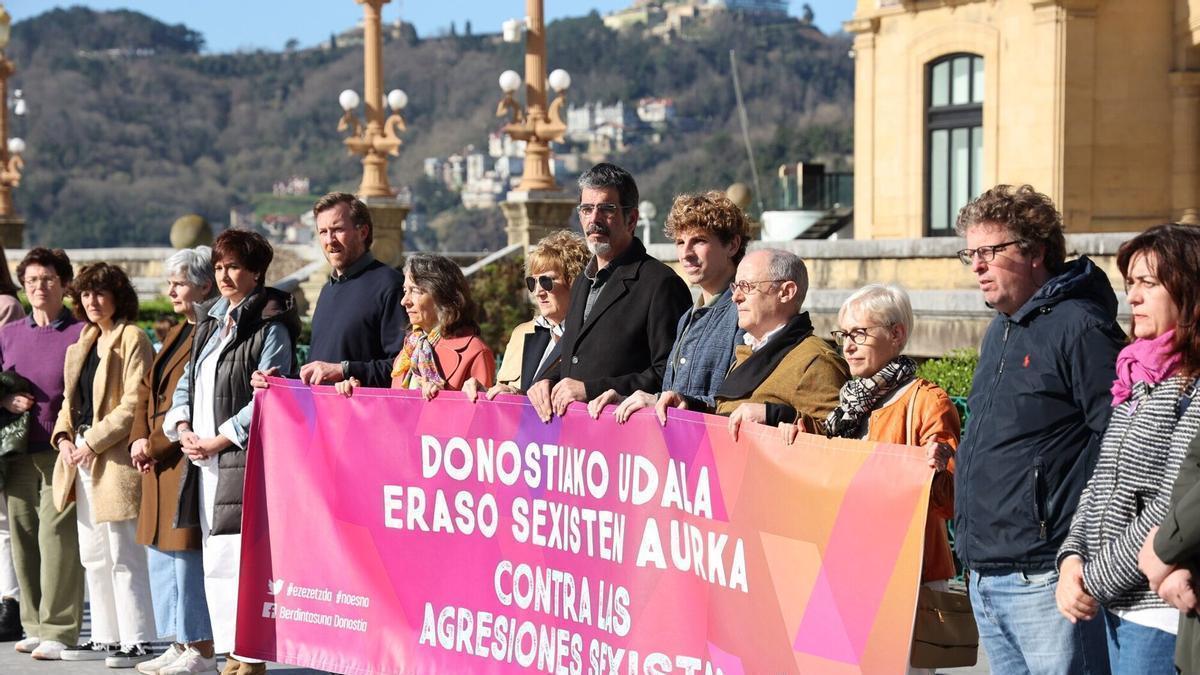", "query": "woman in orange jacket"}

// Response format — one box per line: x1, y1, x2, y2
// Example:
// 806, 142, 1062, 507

782, 283, 960, 674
